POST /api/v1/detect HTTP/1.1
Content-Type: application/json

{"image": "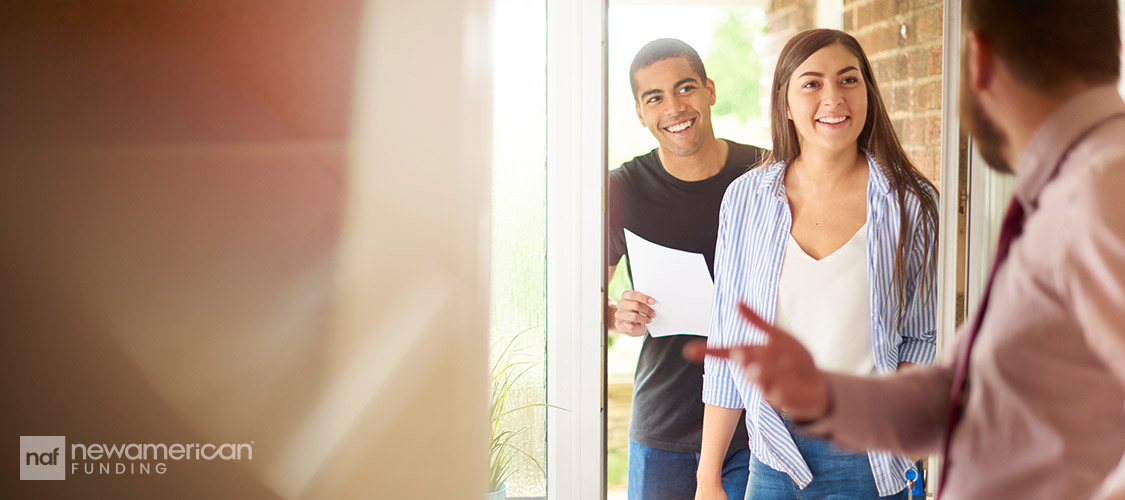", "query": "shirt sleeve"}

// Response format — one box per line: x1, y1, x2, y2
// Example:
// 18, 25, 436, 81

702, 184, 744, 409
1063, 157, 1125, 395
897, 202, 938, 366
607, 169, 627, 266
802, 365, 953, 456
